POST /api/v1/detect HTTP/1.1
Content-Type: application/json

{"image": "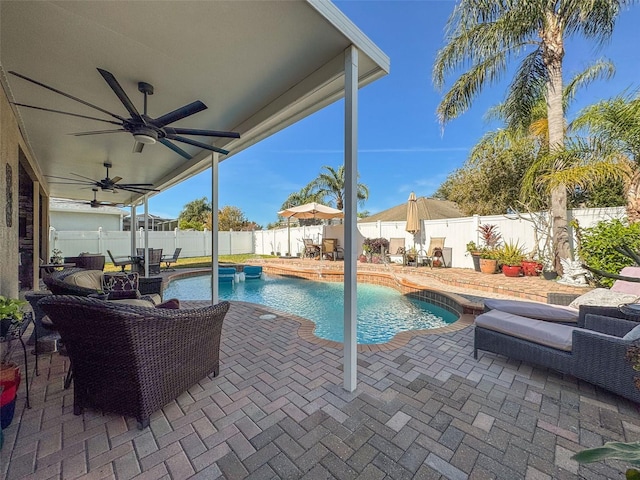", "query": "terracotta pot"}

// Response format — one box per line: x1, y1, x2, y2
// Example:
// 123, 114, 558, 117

479, 258, 498, 274
521, 260, 543, 276
502, 265, 523, 277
